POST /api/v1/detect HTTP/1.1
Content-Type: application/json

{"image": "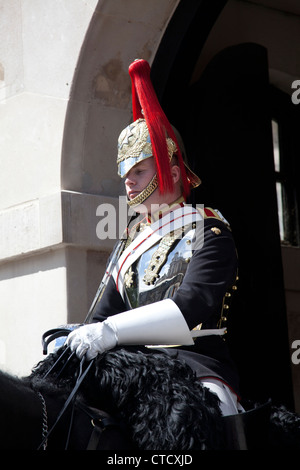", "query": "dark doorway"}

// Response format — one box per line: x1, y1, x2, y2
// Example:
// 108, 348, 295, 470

182, 43, 293, 408
152, 3, 294, 409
